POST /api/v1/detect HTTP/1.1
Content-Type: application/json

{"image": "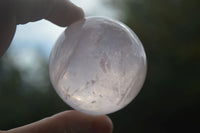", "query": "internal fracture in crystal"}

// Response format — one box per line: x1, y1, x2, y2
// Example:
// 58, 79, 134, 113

49, 17, 147, 115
